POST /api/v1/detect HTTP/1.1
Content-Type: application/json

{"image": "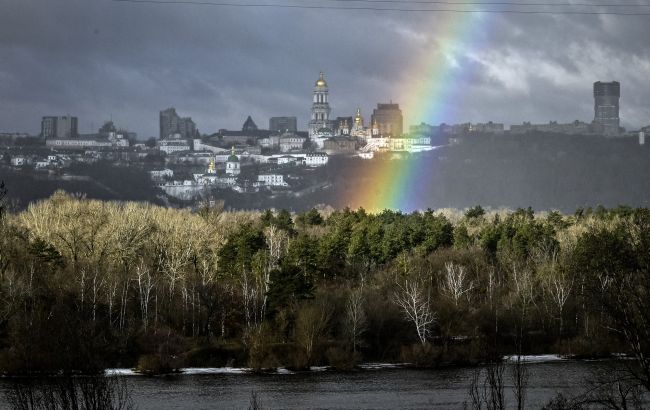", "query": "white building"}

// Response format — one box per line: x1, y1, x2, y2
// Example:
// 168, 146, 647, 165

277, 155, 298, 165
149, 169, 174, 181
159, 180, 202, 200
46, 138, 113, 149
193, 139, 228, 154
10, 156, 25, 166
158, 139, 191, 154
308, 72, 333, 138
259, 134, 280, 149
304, 152, 329, 167
361, 135, 431, 153
279, 132, 306, 152
257, 174, 288, 187
225, 149, 241, 175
